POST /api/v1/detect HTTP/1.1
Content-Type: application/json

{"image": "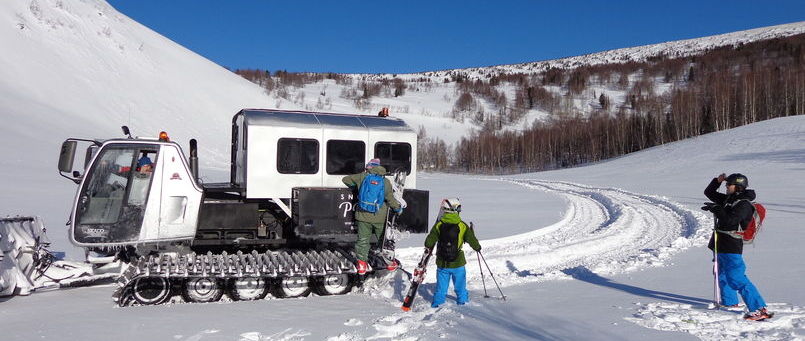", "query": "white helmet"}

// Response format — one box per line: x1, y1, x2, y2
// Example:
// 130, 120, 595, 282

440, 198, 461, 213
